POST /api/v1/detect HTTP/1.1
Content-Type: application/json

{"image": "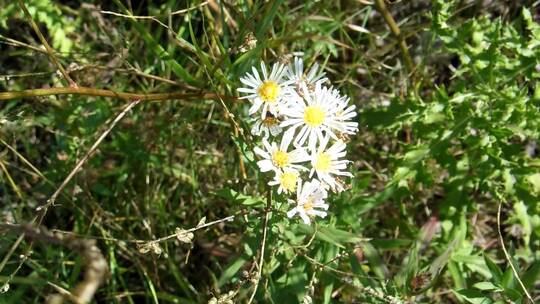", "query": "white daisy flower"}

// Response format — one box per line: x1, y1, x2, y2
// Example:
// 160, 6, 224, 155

309, 136, 352, 192
253, 129, 310, 173
250, 115, 282, 139
286, 179, 329, 225
286, 57, 328, 87
268, 168, 300, 194
280, 83, 358, 151
332, 88, 358, 133
237, 61, 292, 119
